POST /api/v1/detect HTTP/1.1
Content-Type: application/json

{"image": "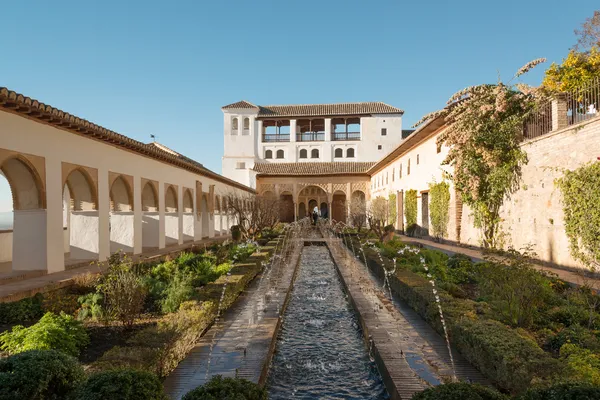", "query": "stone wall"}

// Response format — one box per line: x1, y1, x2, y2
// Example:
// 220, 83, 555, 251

460, 116, 600, 269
